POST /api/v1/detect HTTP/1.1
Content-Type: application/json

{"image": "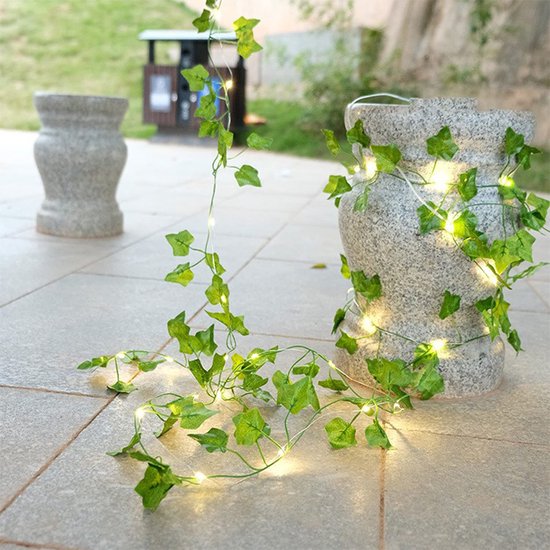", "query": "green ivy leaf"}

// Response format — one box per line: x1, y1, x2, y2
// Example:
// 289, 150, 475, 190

324, 417, 357, 449
340, 254, 351, 279
165, 263, 194, 286
516, 144, 540, 170
107, 432, 141, 456
168, 396, 217, 429
246, 132, 272, 150
439, 290, 461, 319
323, 175, 351, 200
188, 427, 228, 453
318, 377, 349, 392
351, 271, 382, 302
235, 164, 261, 187
521, 193, 549, 231
181, 64, 210, 92
272, 371, 311, 414
136, 359, 164, 372
134, 462, 181, 511
453, 209, 478, 239
206, 311, 250, 335
77, 355, 111, 370
490, 229, 535, 273
416, 202, 445, 233
353, 185, 370, 212
188, 358, 210, 387
332, 307, 346, 334
199, 120, 221, 138
205, 274, 229, 307
371, 144, 401, 173
218, 127, 234, 166
504, 127, 524, 156
426, 126, 459, 160
415, 364, 445, 400
205, 252, 226, 275
195, 91, 216, 119
509, 261, 549, 283
192, 9, 211, 32
107, 380, 136, 394
507, 329, 523, 352
365, 419, 391, 449
292, 362, 320, 377
165, 230, 194, 256
233, 16, 262, 58
457, 168, 478, 201
412, 343, 439, 370
242, 373, 268, 391
322, 129, 340, 156
233, 408, 269, 445
335, 330, 358, 354
346, 120, 371, 148
367, 357, 413, 391
167, 311, 191, 352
